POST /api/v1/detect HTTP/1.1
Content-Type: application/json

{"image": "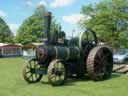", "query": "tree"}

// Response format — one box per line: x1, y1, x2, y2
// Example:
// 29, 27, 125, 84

81, 0, 128, 48
15, 5, 60, 45
0, 17, 14, 43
